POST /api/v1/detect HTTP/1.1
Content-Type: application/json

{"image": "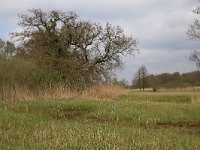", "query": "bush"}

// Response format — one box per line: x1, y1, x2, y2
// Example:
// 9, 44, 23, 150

0, 58, 55, 89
